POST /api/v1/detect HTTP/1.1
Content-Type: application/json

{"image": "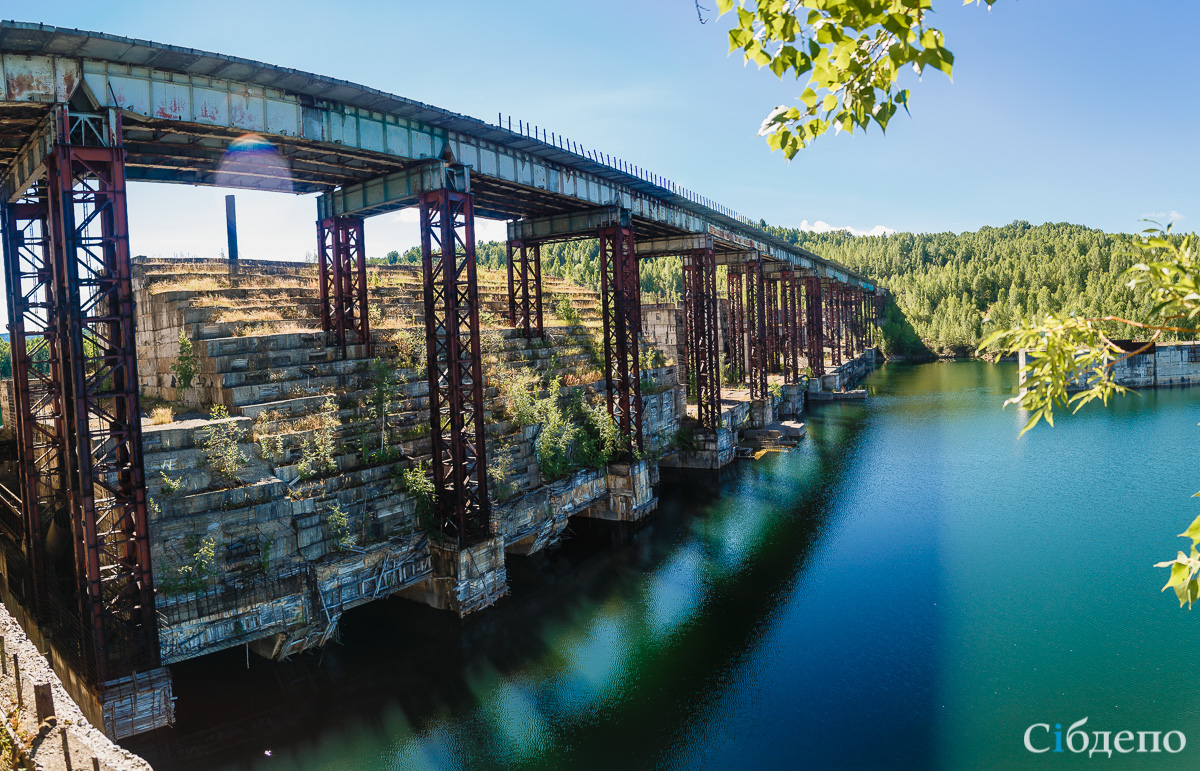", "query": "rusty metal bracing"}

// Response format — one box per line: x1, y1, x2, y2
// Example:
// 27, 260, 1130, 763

43, 107, 159, 682
681, 249, 721, 429
317, 215, 371, 358
779, 270, 798, 383
505, 239, 543, 338
848, 287, 860, 354
823, 278, 842, 368
763, 275, 778, 375
598, 226, 643, 452
726, 267, 745, 384
803, 275, 825, 378
1, 193, 66, 616
746, 259, 768, 400
419, 172, 491, 545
